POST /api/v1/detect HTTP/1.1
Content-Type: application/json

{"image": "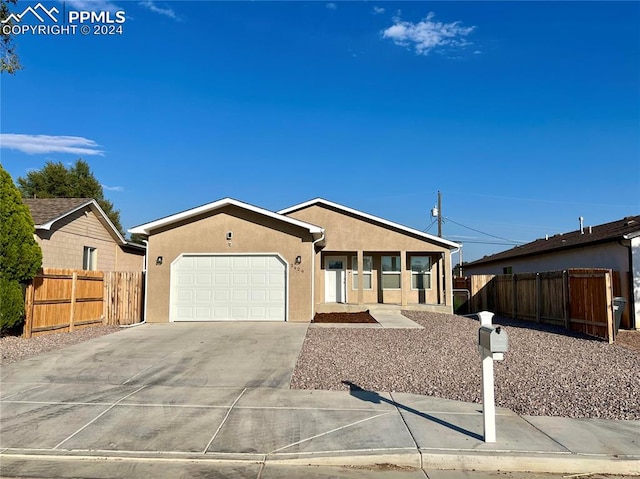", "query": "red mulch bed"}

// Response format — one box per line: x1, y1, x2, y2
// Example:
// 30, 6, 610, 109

312, 311, 378, 324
